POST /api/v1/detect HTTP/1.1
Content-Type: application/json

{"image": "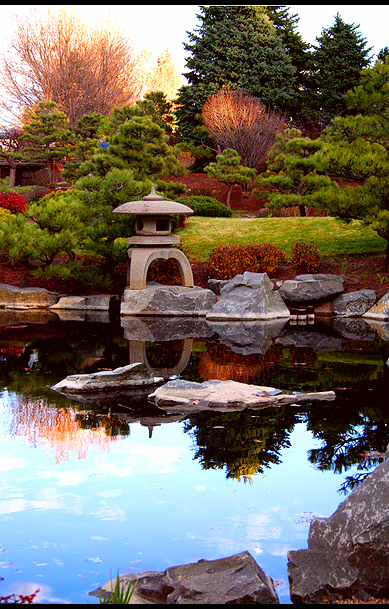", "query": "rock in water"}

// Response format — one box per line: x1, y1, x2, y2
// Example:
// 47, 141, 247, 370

51, 362, 163, 393
91, 551, 280, 604
287, 455, 389, 603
